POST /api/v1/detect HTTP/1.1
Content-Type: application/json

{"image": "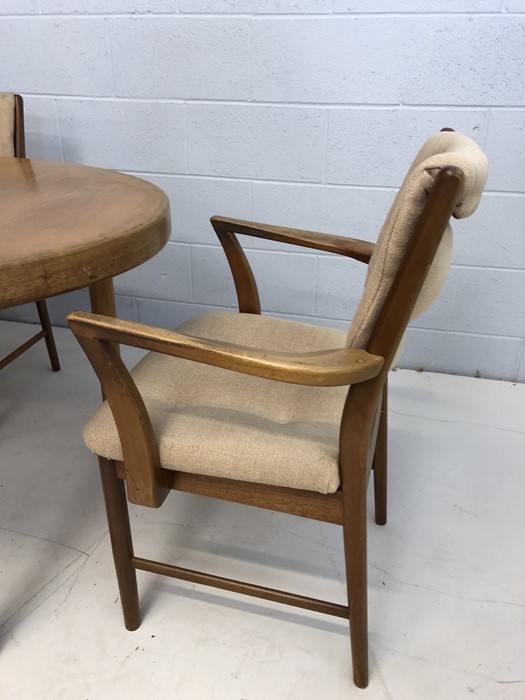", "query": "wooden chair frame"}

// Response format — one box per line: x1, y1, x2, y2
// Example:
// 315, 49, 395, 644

0, 94, 60, 372
68, 164, 464, 688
